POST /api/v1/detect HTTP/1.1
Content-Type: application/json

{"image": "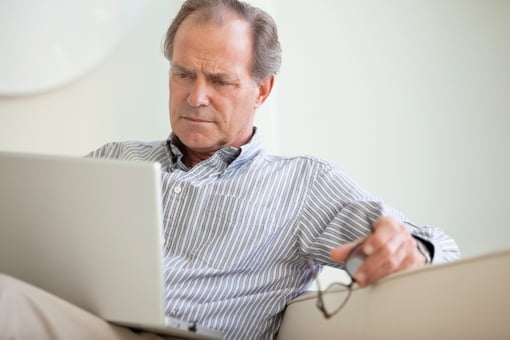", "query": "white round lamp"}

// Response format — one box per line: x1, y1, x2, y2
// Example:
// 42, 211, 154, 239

0, 0, 144, 96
